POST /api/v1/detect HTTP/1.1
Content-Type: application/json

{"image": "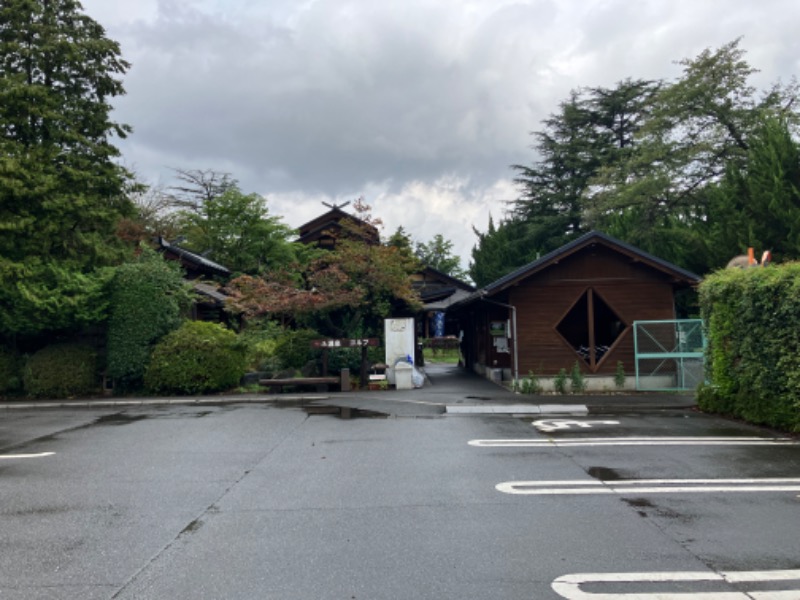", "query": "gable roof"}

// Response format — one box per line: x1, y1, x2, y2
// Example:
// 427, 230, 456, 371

416, 266, 475, 292
449, 231, 700, 311
483, 231, 701, 296
296, 207, 380, 245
